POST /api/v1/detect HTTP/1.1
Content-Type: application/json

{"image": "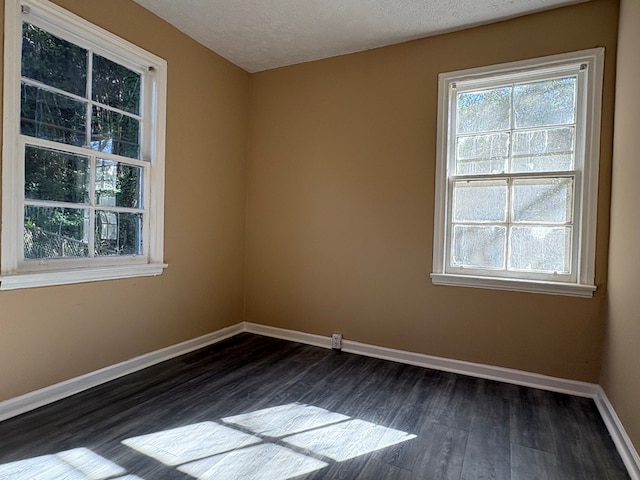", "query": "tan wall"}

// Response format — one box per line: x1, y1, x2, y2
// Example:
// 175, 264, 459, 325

601, 0, 640, 453
0, 0, 250, 400
0, 0, 625, 408
246, 0, 619, 382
